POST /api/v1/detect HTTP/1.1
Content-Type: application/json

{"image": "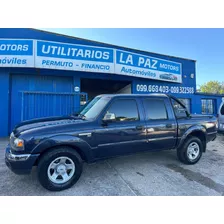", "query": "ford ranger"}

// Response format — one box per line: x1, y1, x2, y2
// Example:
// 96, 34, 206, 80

5, 94, 217, 191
